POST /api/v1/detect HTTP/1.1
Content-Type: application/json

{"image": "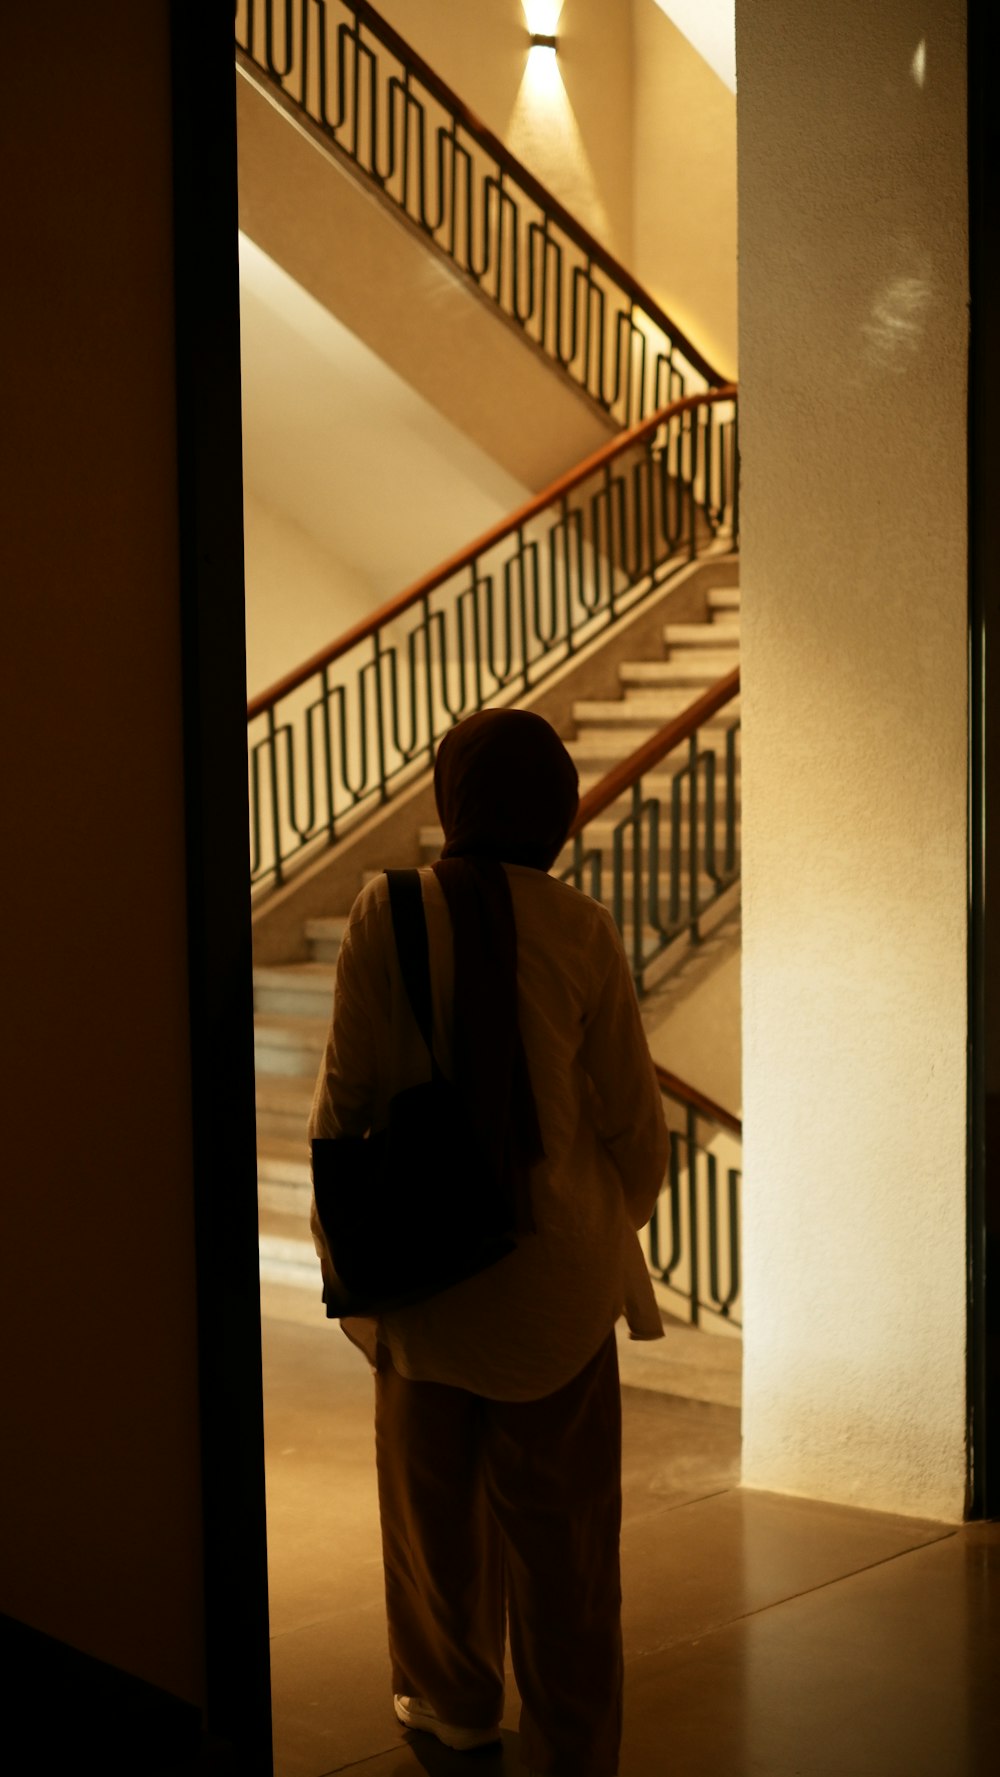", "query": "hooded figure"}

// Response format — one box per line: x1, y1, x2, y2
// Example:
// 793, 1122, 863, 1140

431, 708, 581, 1241
309, 706, 669, 1777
